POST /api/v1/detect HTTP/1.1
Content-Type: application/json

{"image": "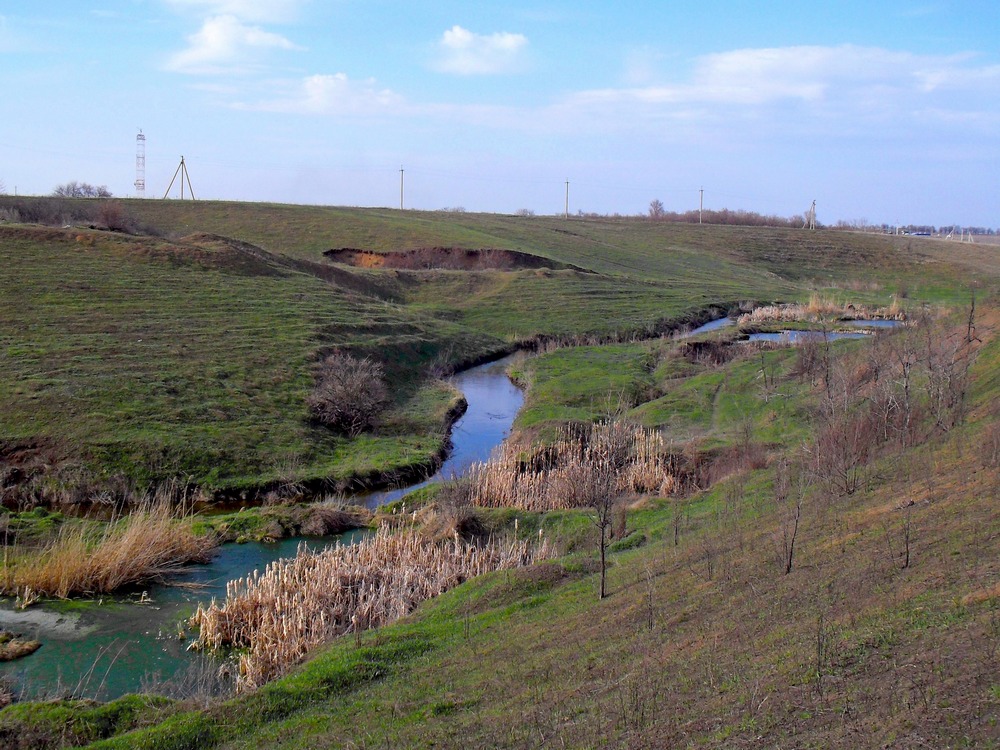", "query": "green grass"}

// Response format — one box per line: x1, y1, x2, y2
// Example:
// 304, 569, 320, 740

3, 303, 999, 748
0, 197, 996, 495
